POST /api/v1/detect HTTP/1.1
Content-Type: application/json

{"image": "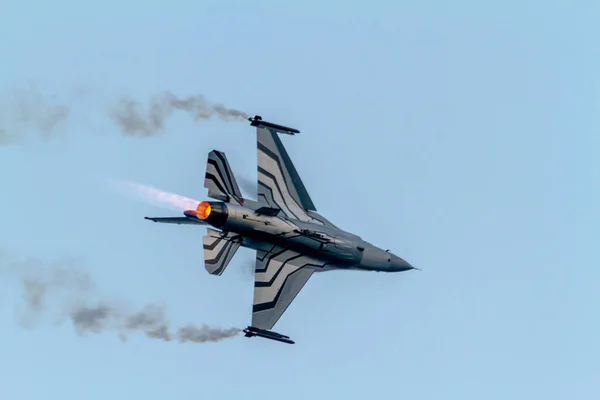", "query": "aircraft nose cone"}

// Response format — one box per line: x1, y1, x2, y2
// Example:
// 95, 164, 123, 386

392, 255, 415, 272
